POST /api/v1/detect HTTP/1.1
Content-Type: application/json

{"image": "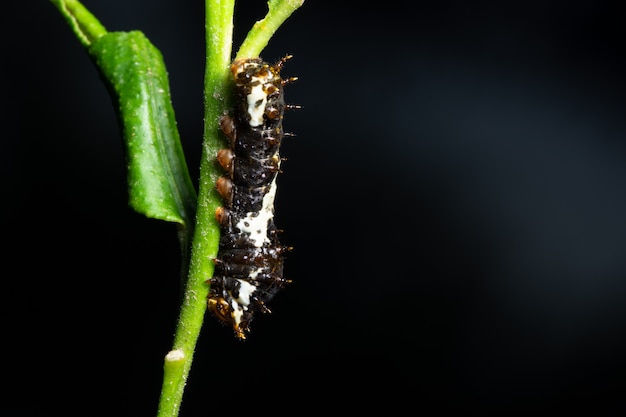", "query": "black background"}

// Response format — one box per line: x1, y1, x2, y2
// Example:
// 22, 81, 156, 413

4, 1, 626, 416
